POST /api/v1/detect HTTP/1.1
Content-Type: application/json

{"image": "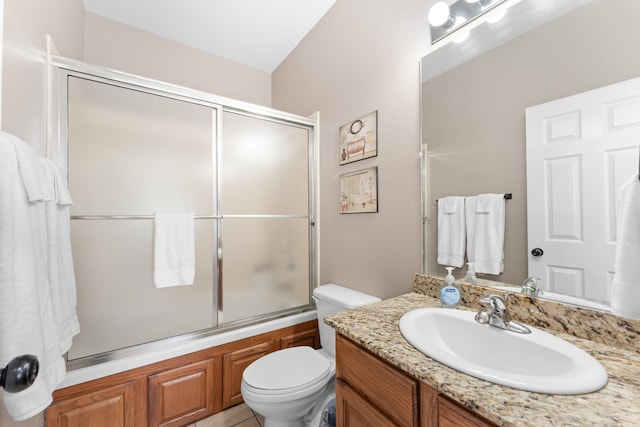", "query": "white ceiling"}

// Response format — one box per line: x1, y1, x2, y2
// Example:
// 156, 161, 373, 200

82, 0, 337, 73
